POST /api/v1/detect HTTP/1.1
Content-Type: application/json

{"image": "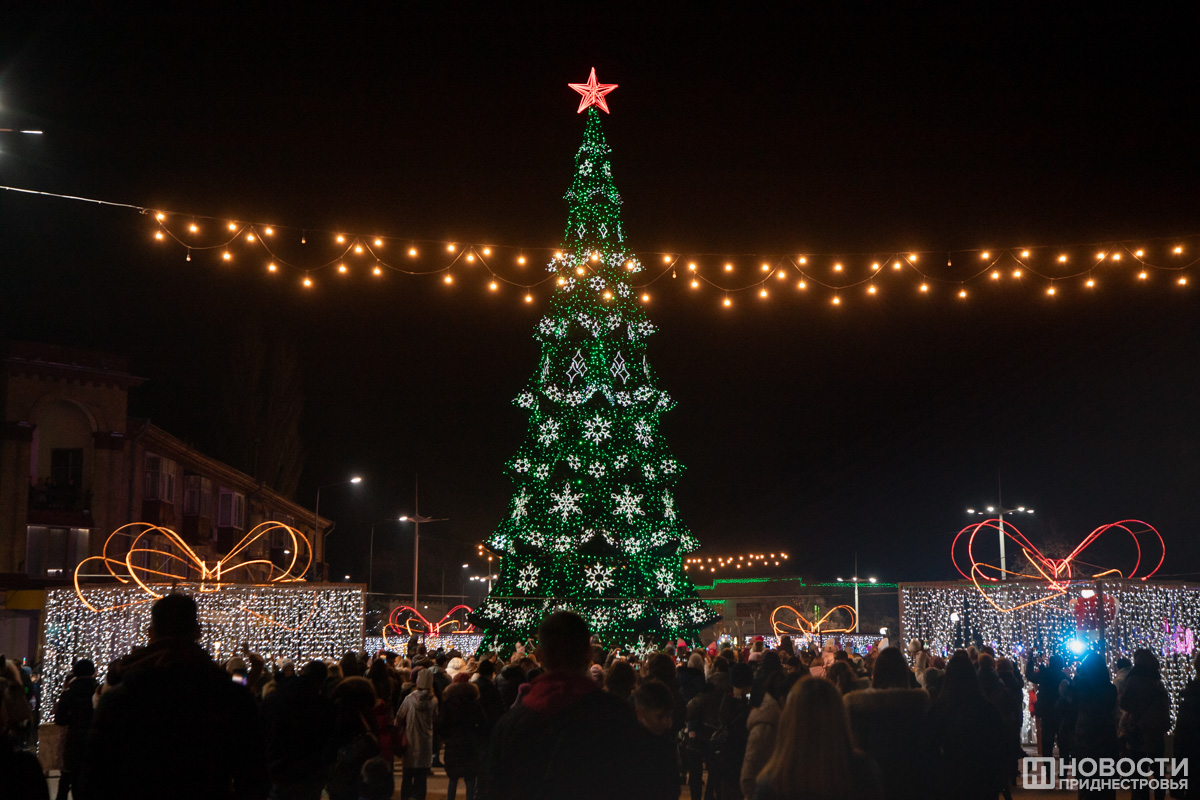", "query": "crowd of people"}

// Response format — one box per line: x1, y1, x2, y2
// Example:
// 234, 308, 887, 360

4, 596, 1200, 800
